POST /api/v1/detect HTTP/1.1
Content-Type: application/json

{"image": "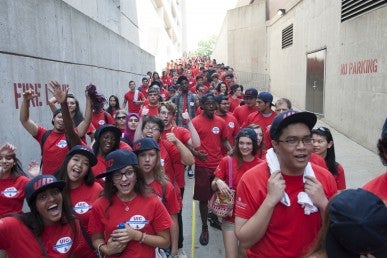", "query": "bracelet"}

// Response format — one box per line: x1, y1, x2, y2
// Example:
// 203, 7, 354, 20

97, 243, 106, 257
139, 232, 147, 244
